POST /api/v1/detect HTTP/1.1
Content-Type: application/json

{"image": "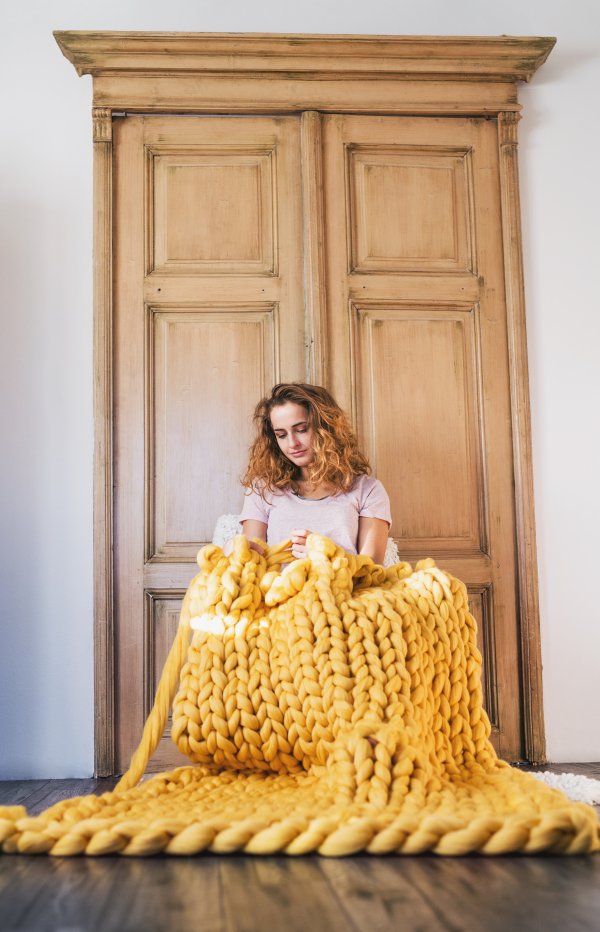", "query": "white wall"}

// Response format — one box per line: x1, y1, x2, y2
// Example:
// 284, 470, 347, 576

1, 0, 598, 777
